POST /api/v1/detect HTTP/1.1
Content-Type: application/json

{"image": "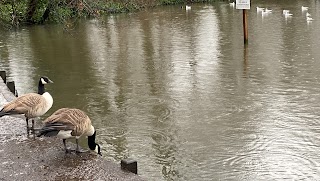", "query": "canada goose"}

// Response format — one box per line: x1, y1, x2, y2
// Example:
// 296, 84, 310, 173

0, 76, 53, 132
37, 108, 102, 155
